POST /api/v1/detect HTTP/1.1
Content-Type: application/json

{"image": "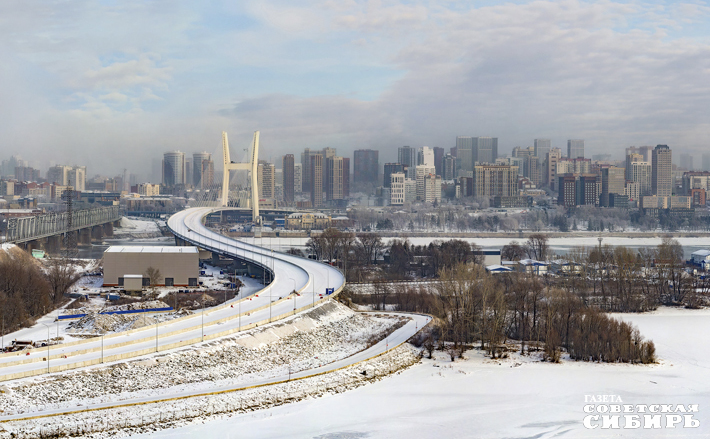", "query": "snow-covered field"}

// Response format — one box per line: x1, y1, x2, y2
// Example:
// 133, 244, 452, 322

118, 307, 709, 439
